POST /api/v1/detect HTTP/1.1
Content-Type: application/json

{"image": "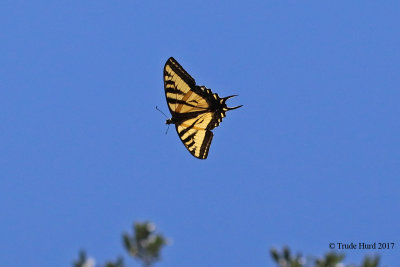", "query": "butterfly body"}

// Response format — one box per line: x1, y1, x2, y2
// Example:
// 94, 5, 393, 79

163, 57, 242, 159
